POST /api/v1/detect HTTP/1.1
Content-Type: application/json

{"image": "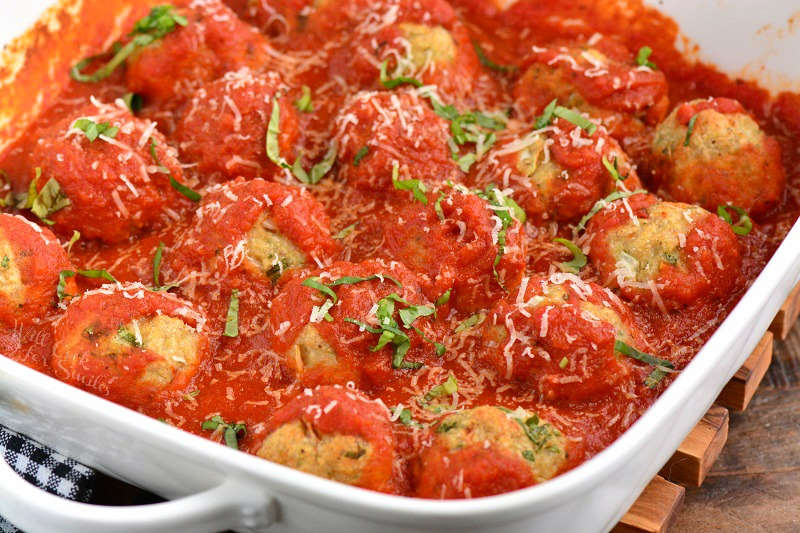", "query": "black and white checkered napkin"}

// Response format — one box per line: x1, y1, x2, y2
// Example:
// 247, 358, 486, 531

0, 425, 96, 533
